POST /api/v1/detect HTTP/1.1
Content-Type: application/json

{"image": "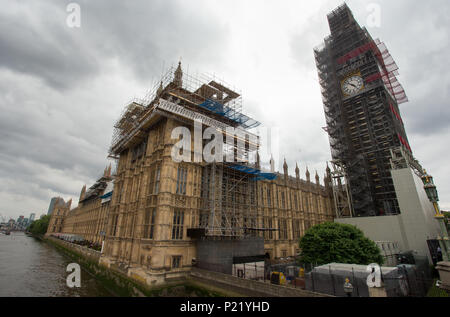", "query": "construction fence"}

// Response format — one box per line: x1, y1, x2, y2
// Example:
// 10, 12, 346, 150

263, 257, 436, 297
